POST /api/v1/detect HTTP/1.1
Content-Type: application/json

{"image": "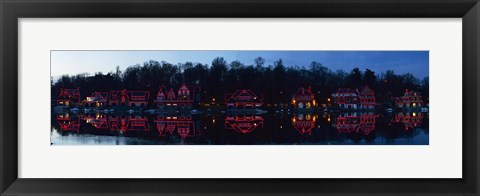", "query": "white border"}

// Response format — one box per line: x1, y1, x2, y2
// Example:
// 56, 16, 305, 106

19, 18, 462, 178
